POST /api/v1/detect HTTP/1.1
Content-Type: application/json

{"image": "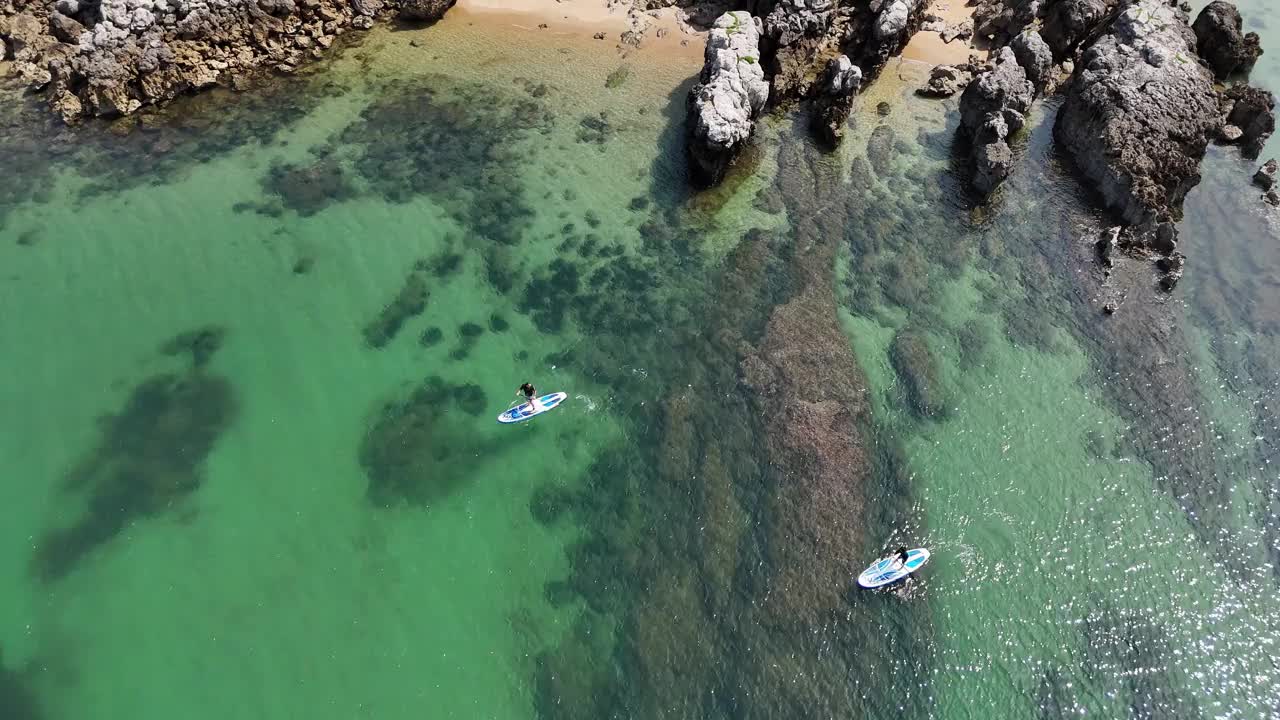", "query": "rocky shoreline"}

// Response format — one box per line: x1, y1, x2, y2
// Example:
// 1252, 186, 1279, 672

0, 0, 457, 121
683, 0, 1274, 296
